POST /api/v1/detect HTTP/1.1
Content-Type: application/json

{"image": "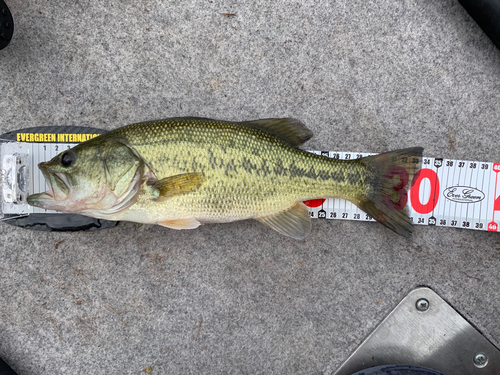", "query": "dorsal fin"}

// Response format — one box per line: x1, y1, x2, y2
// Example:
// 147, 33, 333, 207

244, 118, 313, 147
